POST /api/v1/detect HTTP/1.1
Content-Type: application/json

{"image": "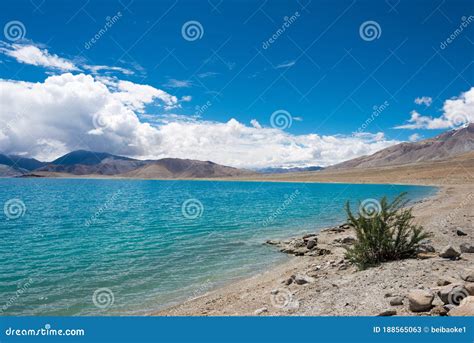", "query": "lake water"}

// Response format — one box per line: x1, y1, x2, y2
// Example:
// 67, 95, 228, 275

0, 179, 436, 315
